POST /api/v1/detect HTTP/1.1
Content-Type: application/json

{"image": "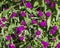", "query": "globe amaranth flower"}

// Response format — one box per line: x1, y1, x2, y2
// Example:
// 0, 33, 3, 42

52, 25, 58, 31
10, 12, 17, 18
50, 2, 56, 8
39, 20, 46, 27
1, 17, 6, 22
37, 11, 43, 17
31, 19, 37, 24
0, 20, 2, 25
41, 41, 49, 48
49, 29, 56, 35
8, 43, 16, 48
28, 46, 32, 48
11, 34, 15, 39
20, 11, 26, 17
29, 14, 33, 18
21, 20, 26, 25
36, 30, 41, 35
16, 25, 25, 35
56, 42, 60, 48
44, 0, 50, 4
26, 2, 32, 9
45, 11, 51, 17
1, 24, 5, 28
19, 36, 24, 41
6, 35, 11, 41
